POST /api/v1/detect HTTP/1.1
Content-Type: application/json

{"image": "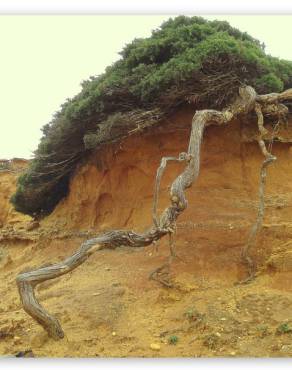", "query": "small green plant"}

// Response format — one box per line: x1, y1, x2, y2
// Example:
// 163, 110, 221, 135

276, 323, 292, 335
168, 335, 179, 345
256, 324, 270, 338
